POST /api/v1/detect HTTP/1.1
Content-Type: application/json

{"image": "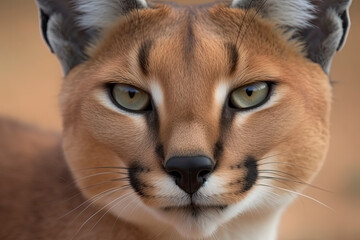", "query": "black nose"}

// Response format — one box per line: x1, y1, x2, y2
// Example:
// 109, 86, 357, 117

165, 156, 214, 194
